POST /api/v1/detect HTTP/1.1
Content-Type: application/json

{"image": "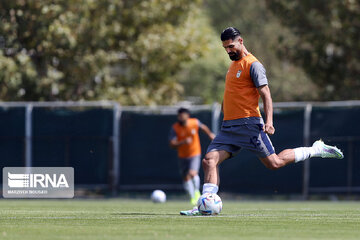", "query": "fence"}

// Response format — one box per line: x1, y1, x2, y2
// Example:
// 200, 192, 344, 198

0, 101, 119, 191
0, 101, 359, 198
